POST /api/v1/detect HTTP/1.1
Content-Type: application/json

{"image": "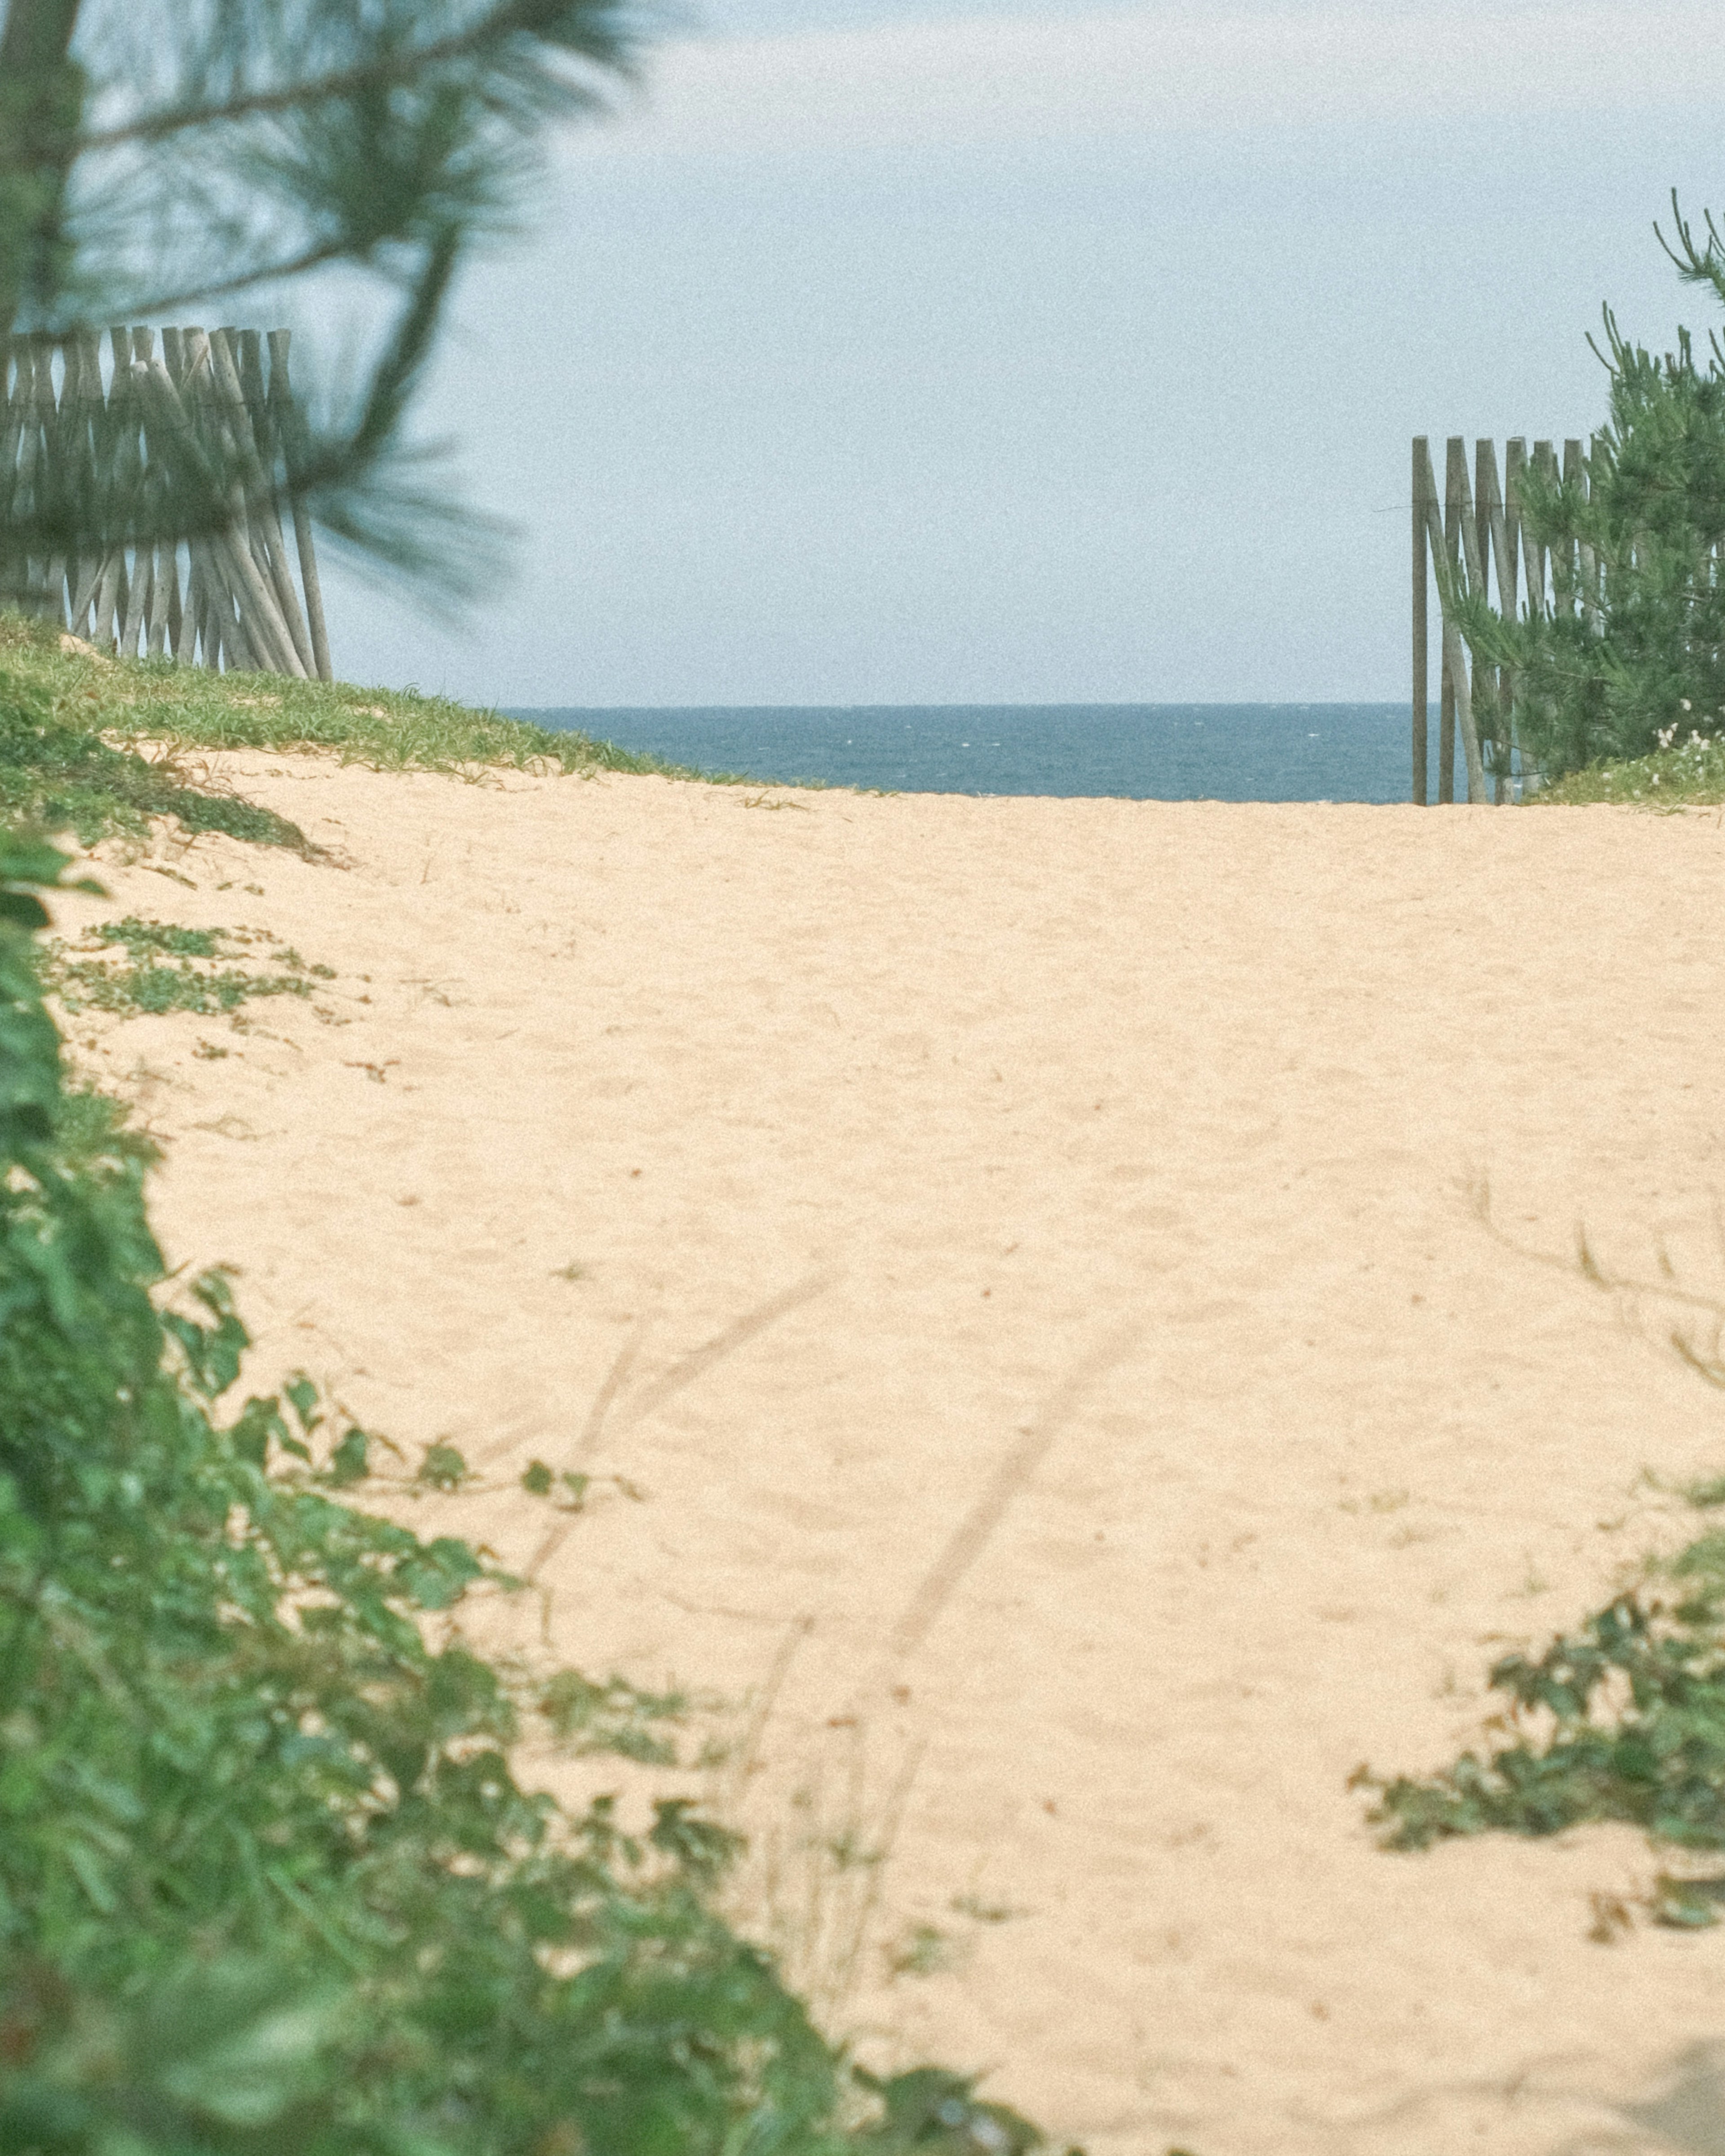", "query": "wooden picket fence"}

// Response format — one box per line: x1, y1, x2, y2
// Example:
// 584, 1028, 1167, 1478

1411, 432, 1593, 804
2, 326, 331, 680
